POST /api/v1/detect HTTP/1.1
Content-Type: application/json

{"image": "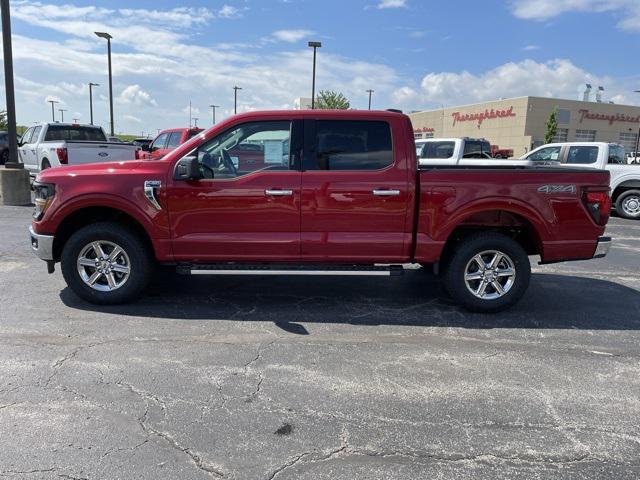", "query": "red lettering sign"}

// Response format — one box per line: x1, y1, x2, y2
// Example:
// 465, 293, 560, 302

579, 109, 640, 126
451, 106, 516, 126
